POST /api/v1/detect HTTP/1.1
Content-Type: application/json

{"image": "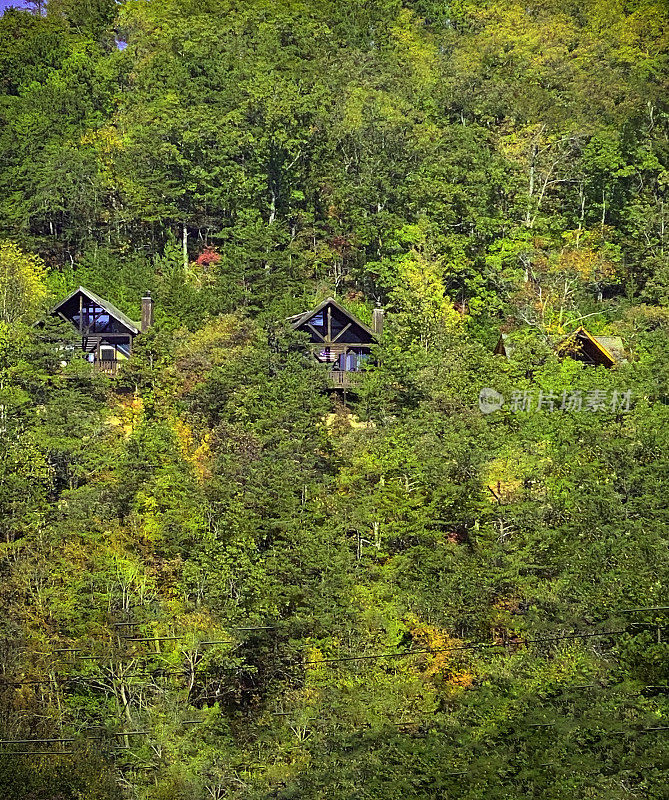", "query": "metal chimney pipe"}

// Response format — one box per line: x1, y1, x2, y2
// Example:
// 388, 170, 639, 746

141, 292, 154, 332
372, 306, 384, 338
